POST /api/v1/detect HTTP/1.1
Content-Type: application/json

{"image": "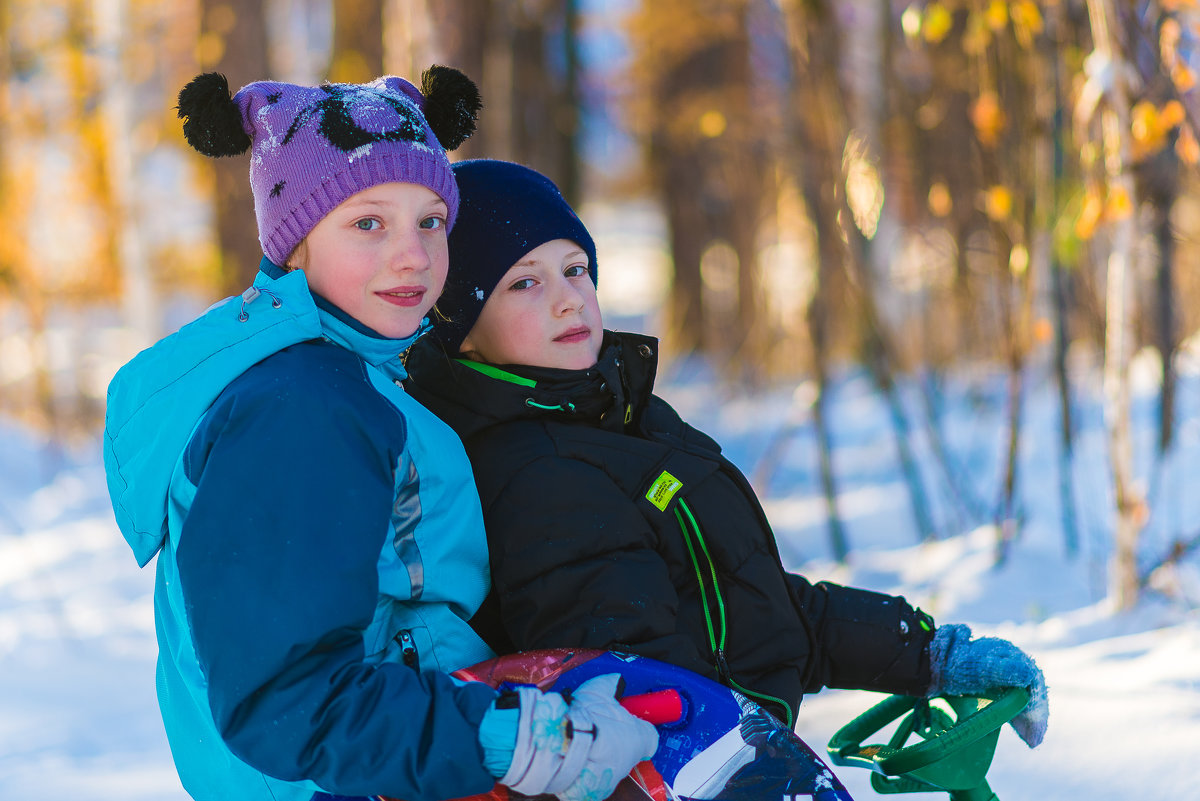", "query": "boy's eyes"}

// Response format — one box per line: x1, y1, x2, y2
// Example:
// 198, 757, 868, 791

508, 264, 589, 291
